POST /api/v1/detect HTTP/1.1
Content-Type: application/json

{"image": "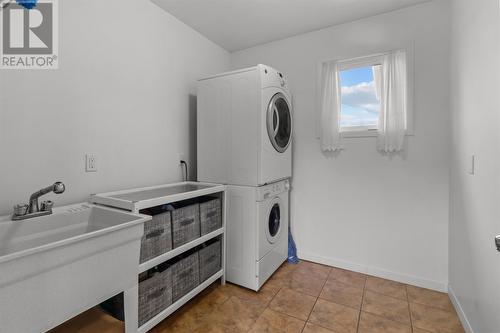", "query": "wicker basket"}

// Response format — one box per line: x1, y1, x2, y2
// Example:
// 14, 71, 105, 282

100, 267, 173, 327
199, 239, 221, 282
171, 251, 200, 302
171, 203, 200, 248
140, 210, 172, 264
138, 267, 173, 327
199, 198, 222, 236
